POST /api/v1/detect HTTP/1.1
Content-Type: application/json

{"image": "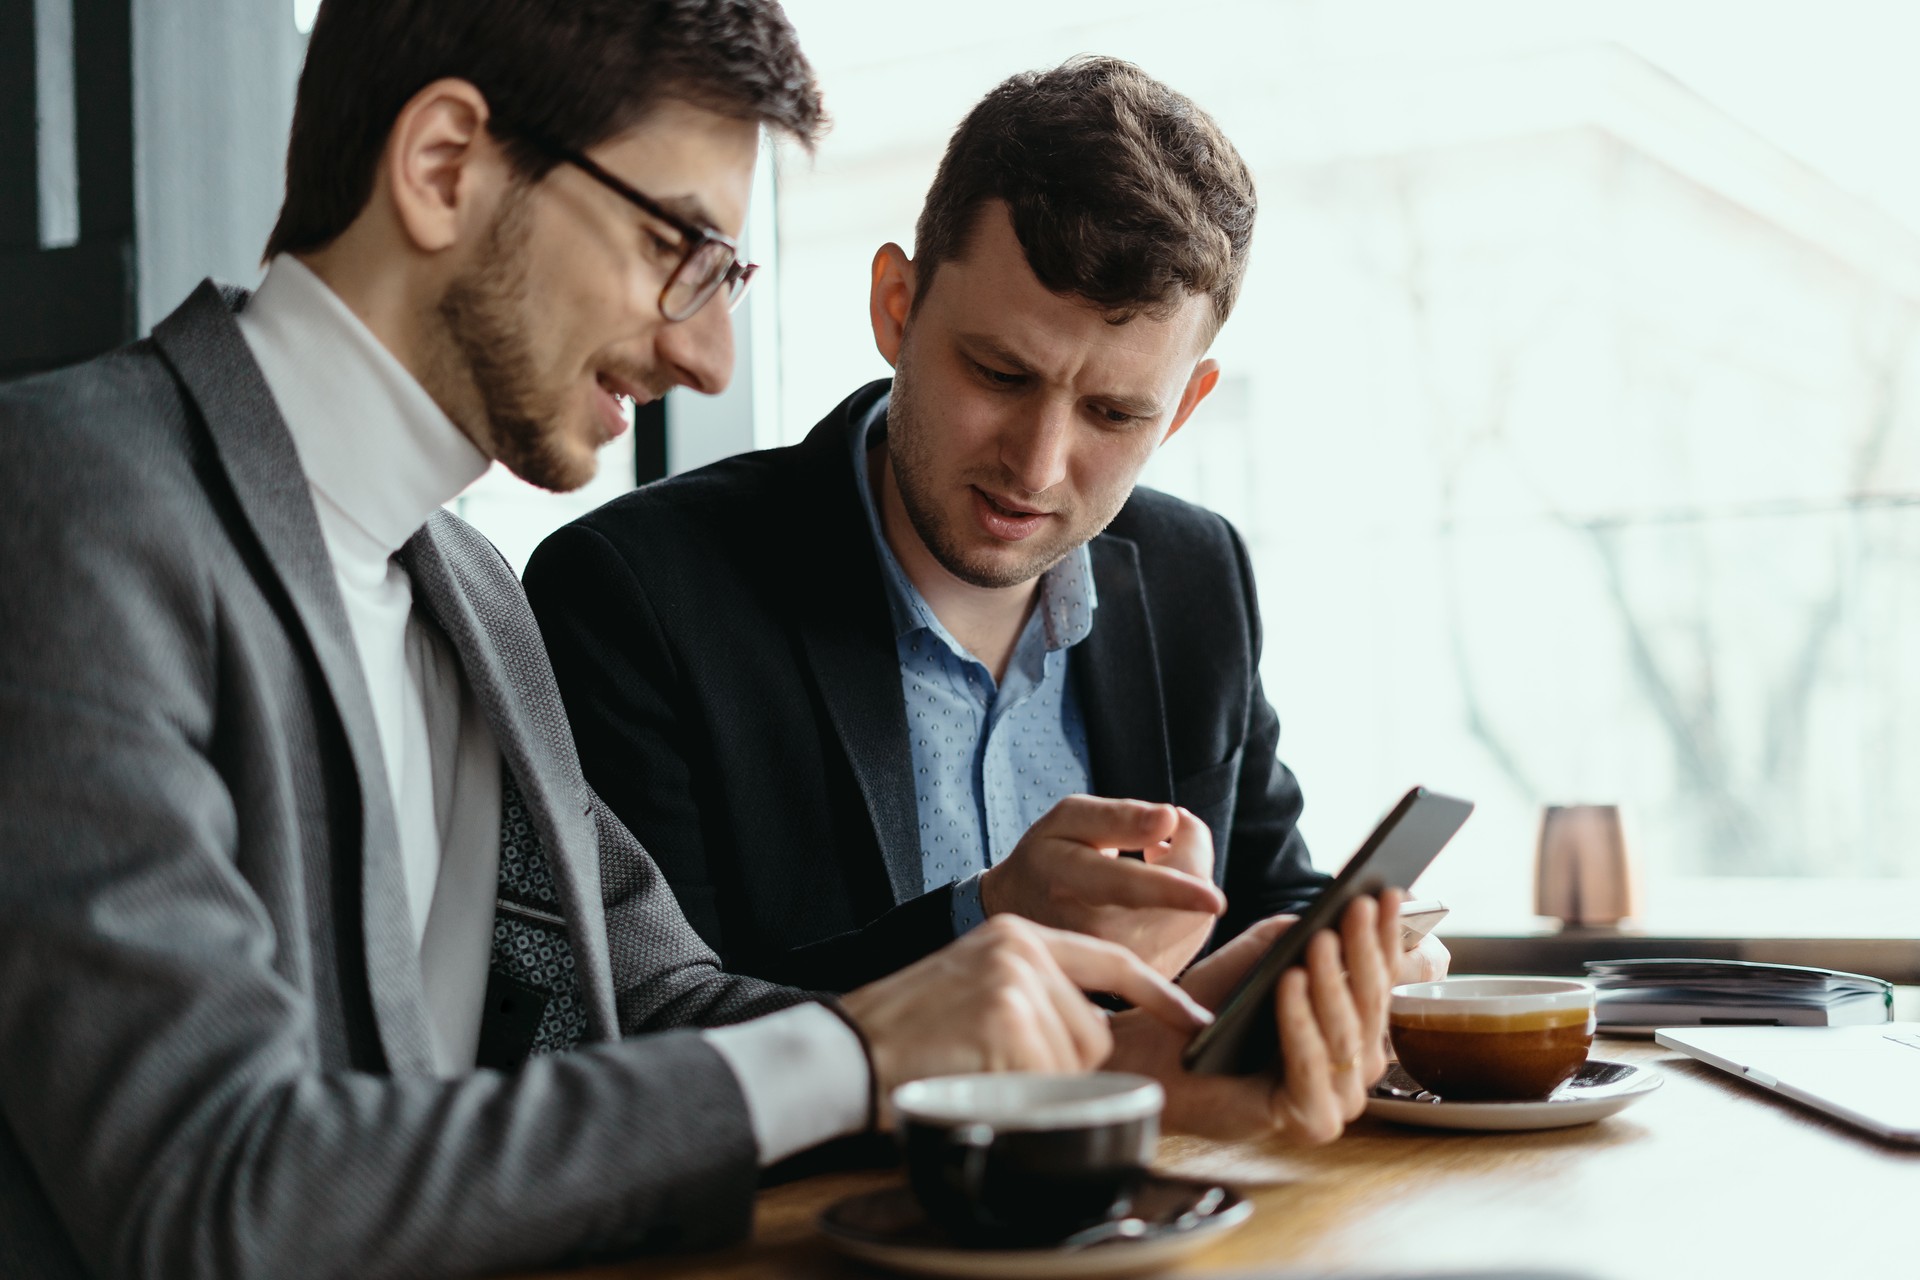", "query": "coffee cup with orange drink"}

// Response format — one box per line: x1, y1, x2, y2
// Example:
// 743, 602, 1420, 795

1388, 978, 1597, 1100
